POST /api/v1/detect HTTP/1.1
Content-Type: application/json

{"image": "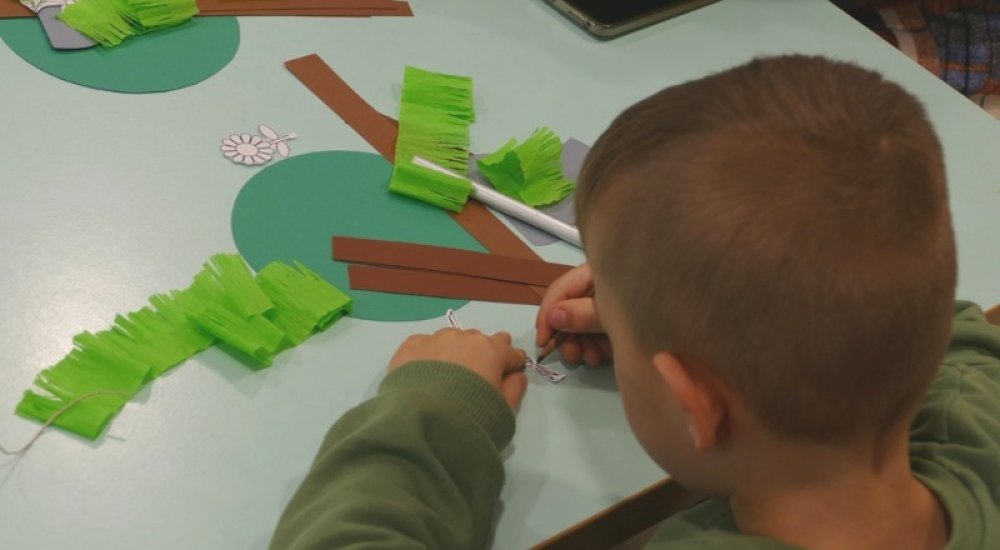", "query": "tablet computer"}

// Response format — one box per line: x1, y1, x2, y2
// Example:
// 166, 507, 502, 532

543, 0, 720, 38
